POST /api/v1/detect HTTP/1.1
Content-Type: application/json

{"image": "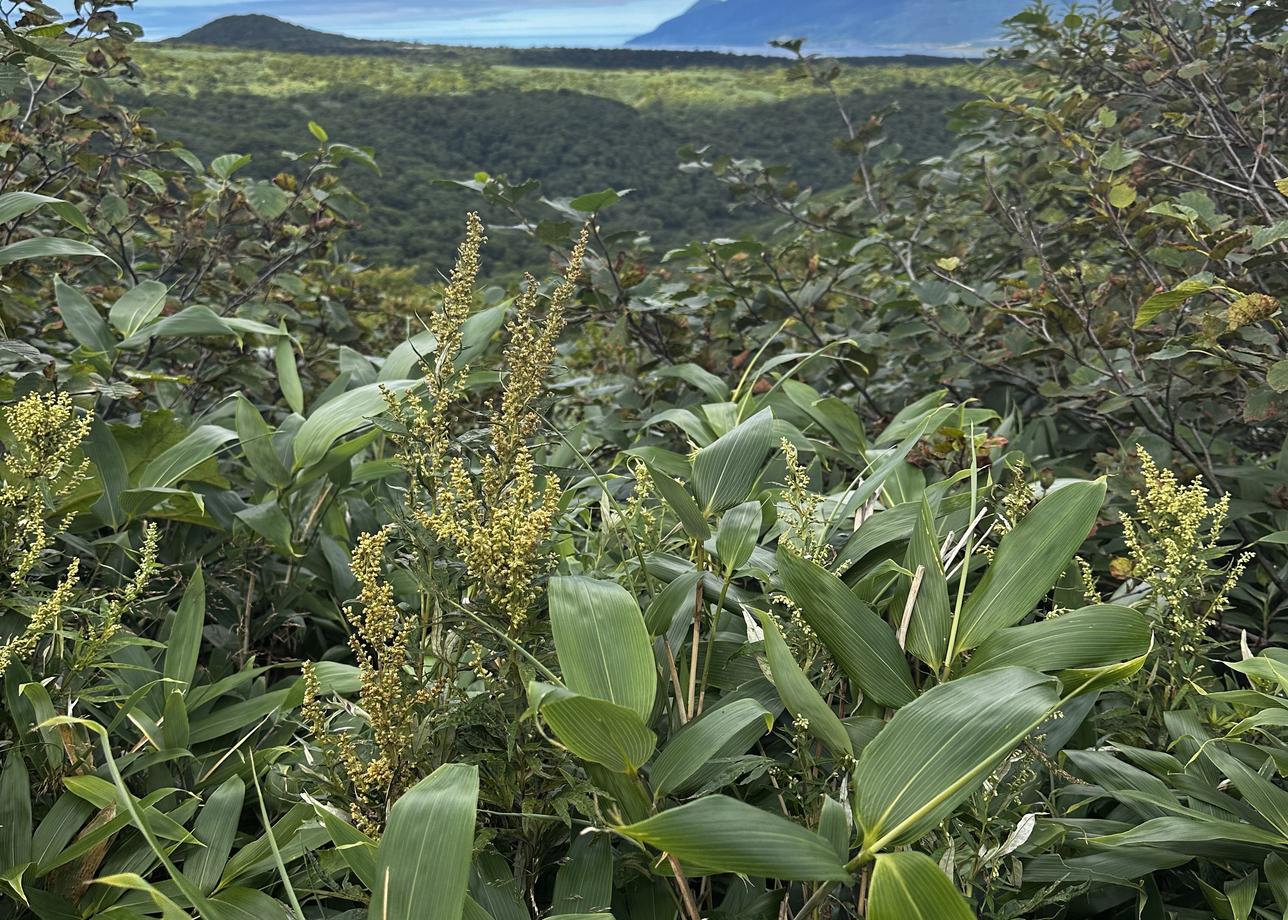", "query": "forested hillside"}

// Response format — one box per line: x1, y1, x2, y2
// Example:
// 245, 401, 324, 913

133, 20, 979, 271
4, 1, 1288, 919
